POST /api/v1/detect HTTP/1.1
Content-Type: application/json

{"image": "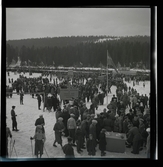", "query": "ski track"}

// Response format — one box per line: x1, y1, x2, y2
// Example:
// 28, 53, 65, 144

6, 72, 150, 159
